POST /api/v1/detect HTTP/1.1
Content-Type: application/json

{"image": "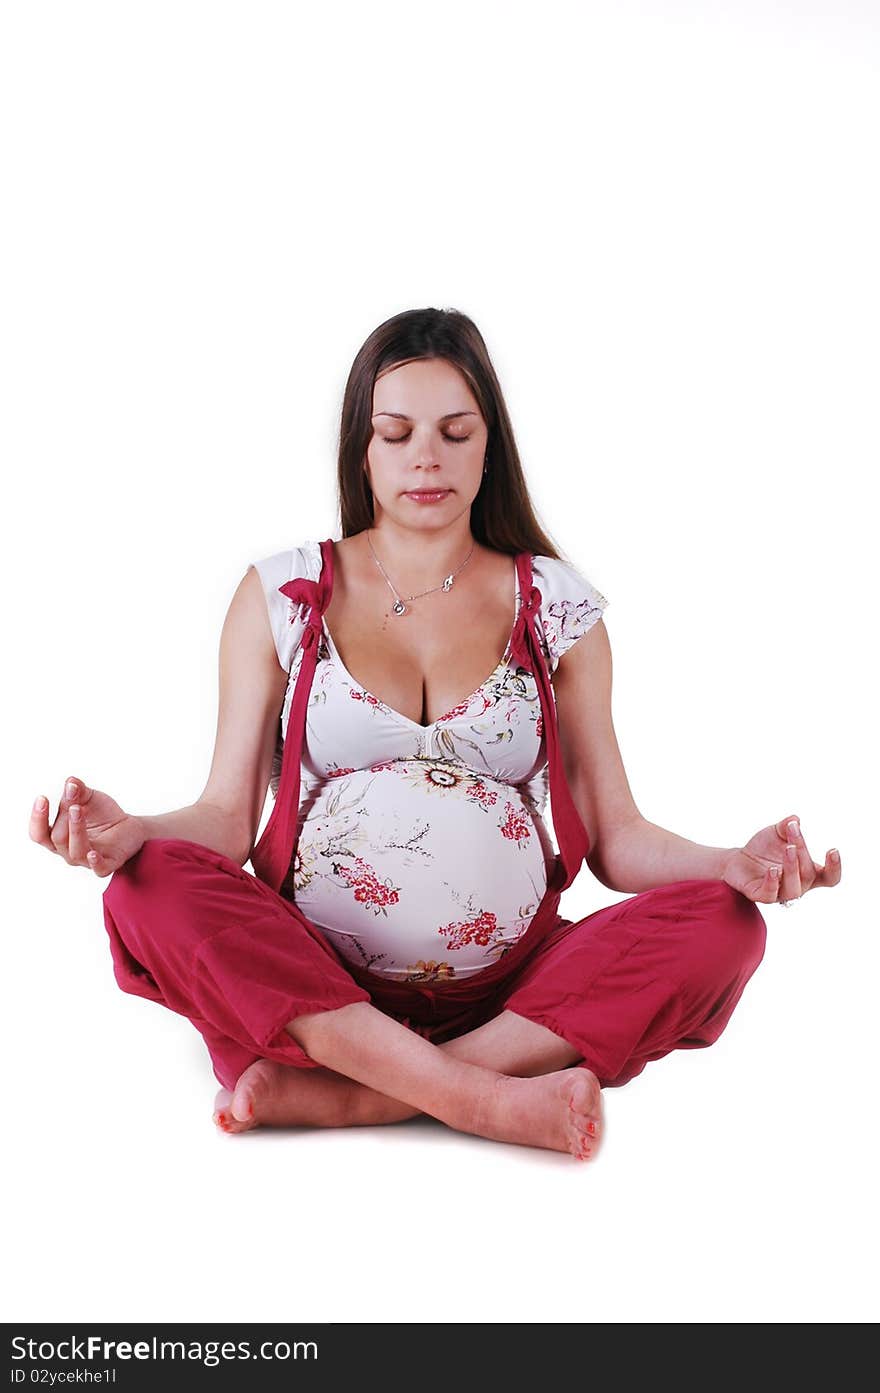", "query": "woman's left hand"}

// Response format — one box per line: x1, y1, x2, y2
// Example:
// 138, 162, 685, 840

721, 815, 842, 904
